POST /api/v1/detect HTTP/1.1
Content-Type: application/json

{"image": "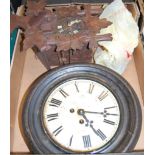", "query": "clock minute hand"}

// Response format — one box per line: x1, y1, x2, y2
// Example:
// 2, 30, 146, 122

84, 111, 103, 115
